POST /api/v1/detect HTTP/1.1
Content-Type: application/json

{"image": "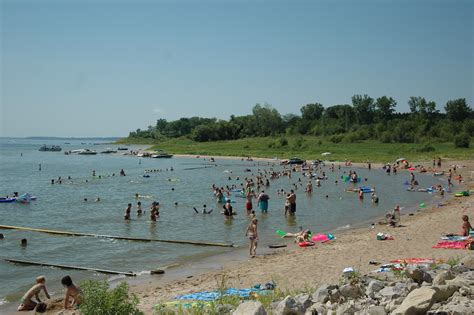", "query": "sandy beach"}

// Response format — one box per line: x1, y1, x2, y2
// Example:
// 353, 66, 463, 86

12, 159, 474, 315
129, 159, 473, 314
